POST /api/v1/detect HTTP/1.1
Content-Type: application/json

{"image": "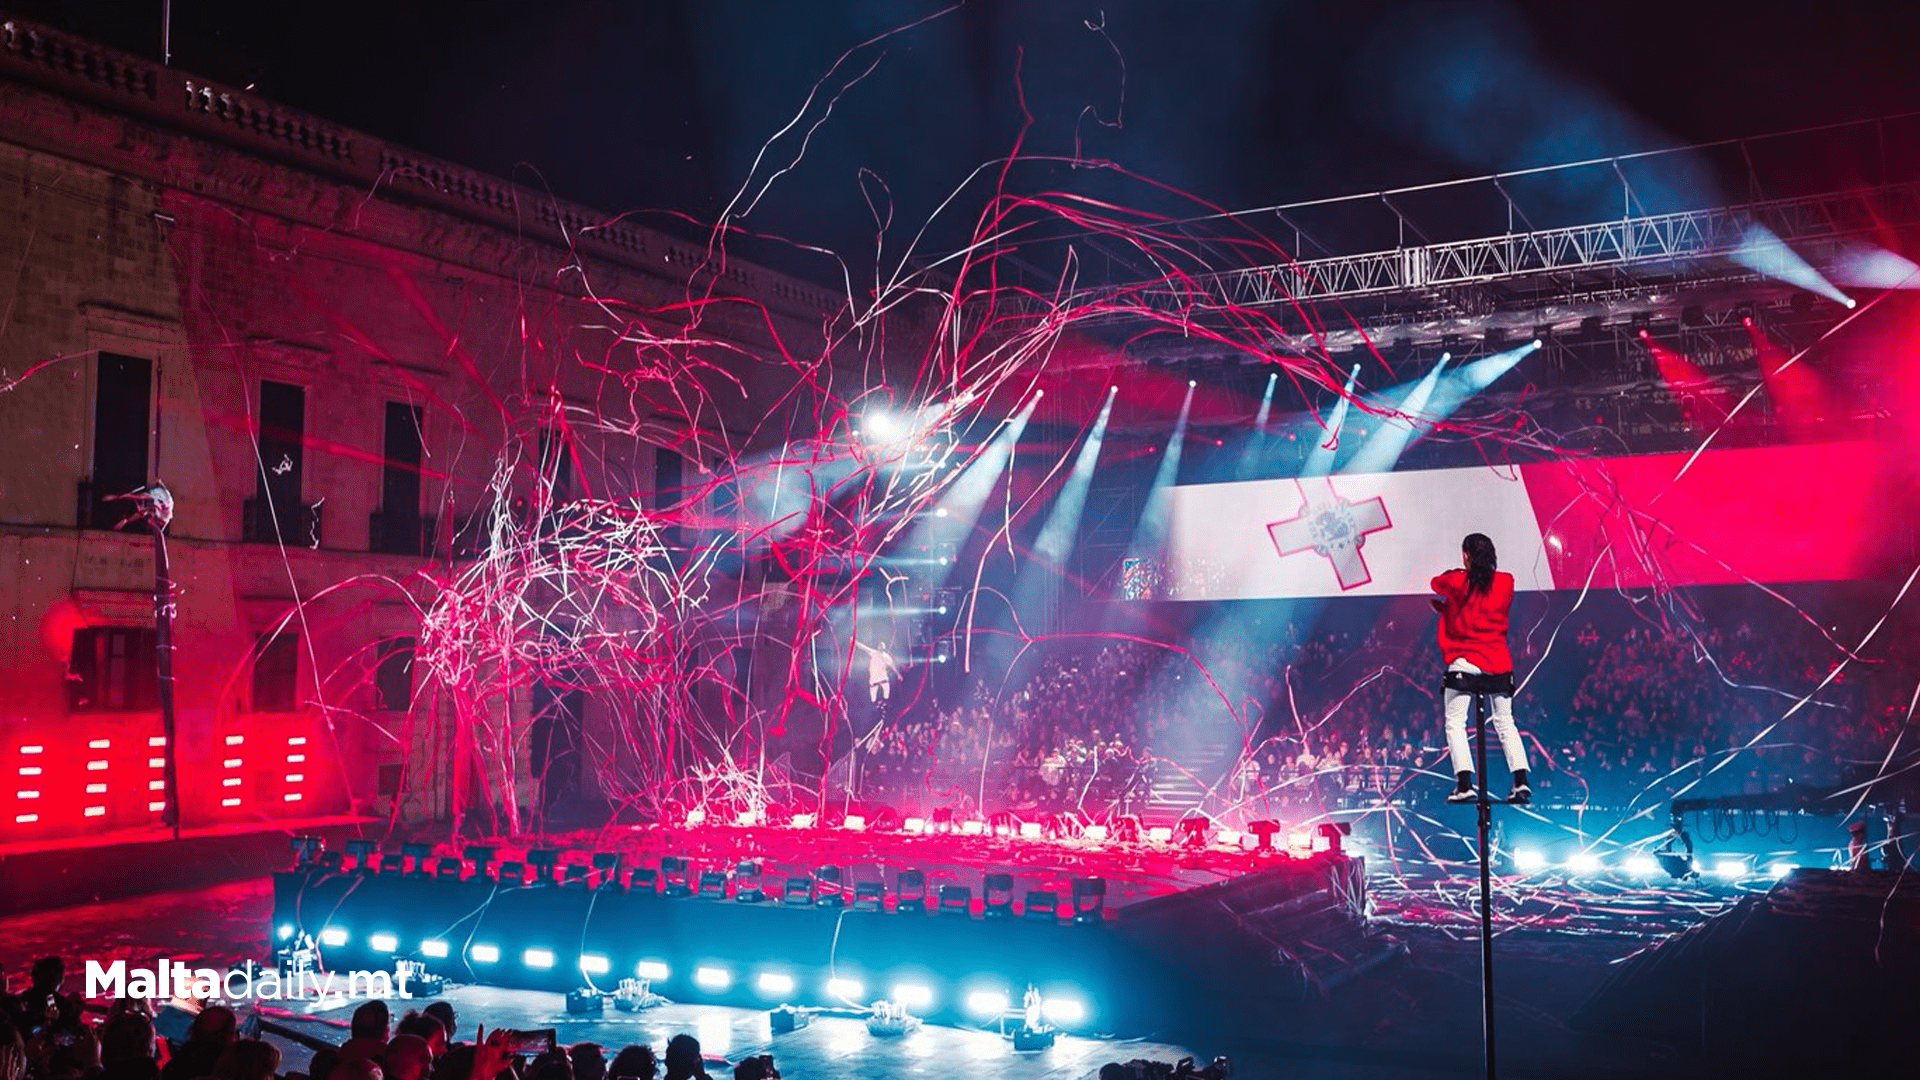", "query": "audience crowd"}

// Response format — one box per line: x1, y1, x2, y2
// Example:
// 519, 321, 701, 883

0, 967, 776, 1080
851, 599, 1920, 817
0, 955, 1202, 1080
